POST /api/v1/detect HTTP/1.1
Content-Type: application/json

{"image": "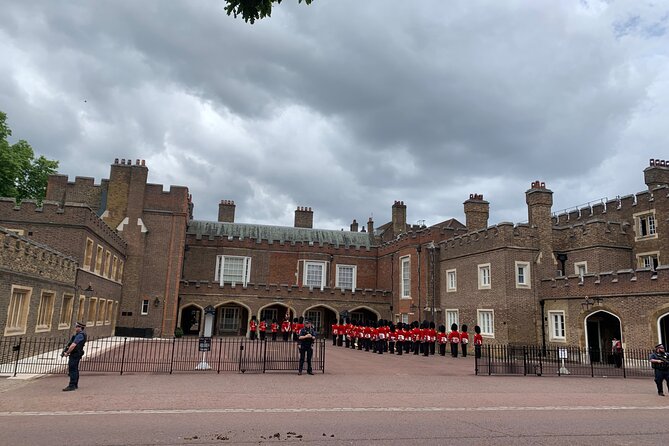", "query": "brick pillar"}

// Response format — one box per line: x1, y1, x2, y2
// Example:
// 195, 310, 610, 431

463, 194, 489, 232
392, 201, 406, 236
294, 207, 313, 228
218, 200, 236, 223
367, 217, 374, 234
526, 181, 554, 277
350, 219, 359, 232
